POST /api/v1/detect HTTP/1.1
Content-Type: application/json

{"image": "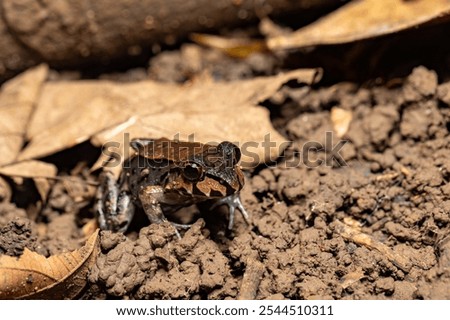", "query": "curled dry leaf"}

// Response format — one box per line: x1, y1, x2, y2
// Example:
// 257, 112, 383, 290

259, 17, 292, 38
82, 219, 99, 238
0, 160, 57, 178
0, 65, 48, 166
330, 107, 352, 138
190, 33, 267, 59
18, 69, 321, 174
268, 0, 450, 50
0, 229, 99, 299
0, 160, 58, 201
0, 176, 11, 203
